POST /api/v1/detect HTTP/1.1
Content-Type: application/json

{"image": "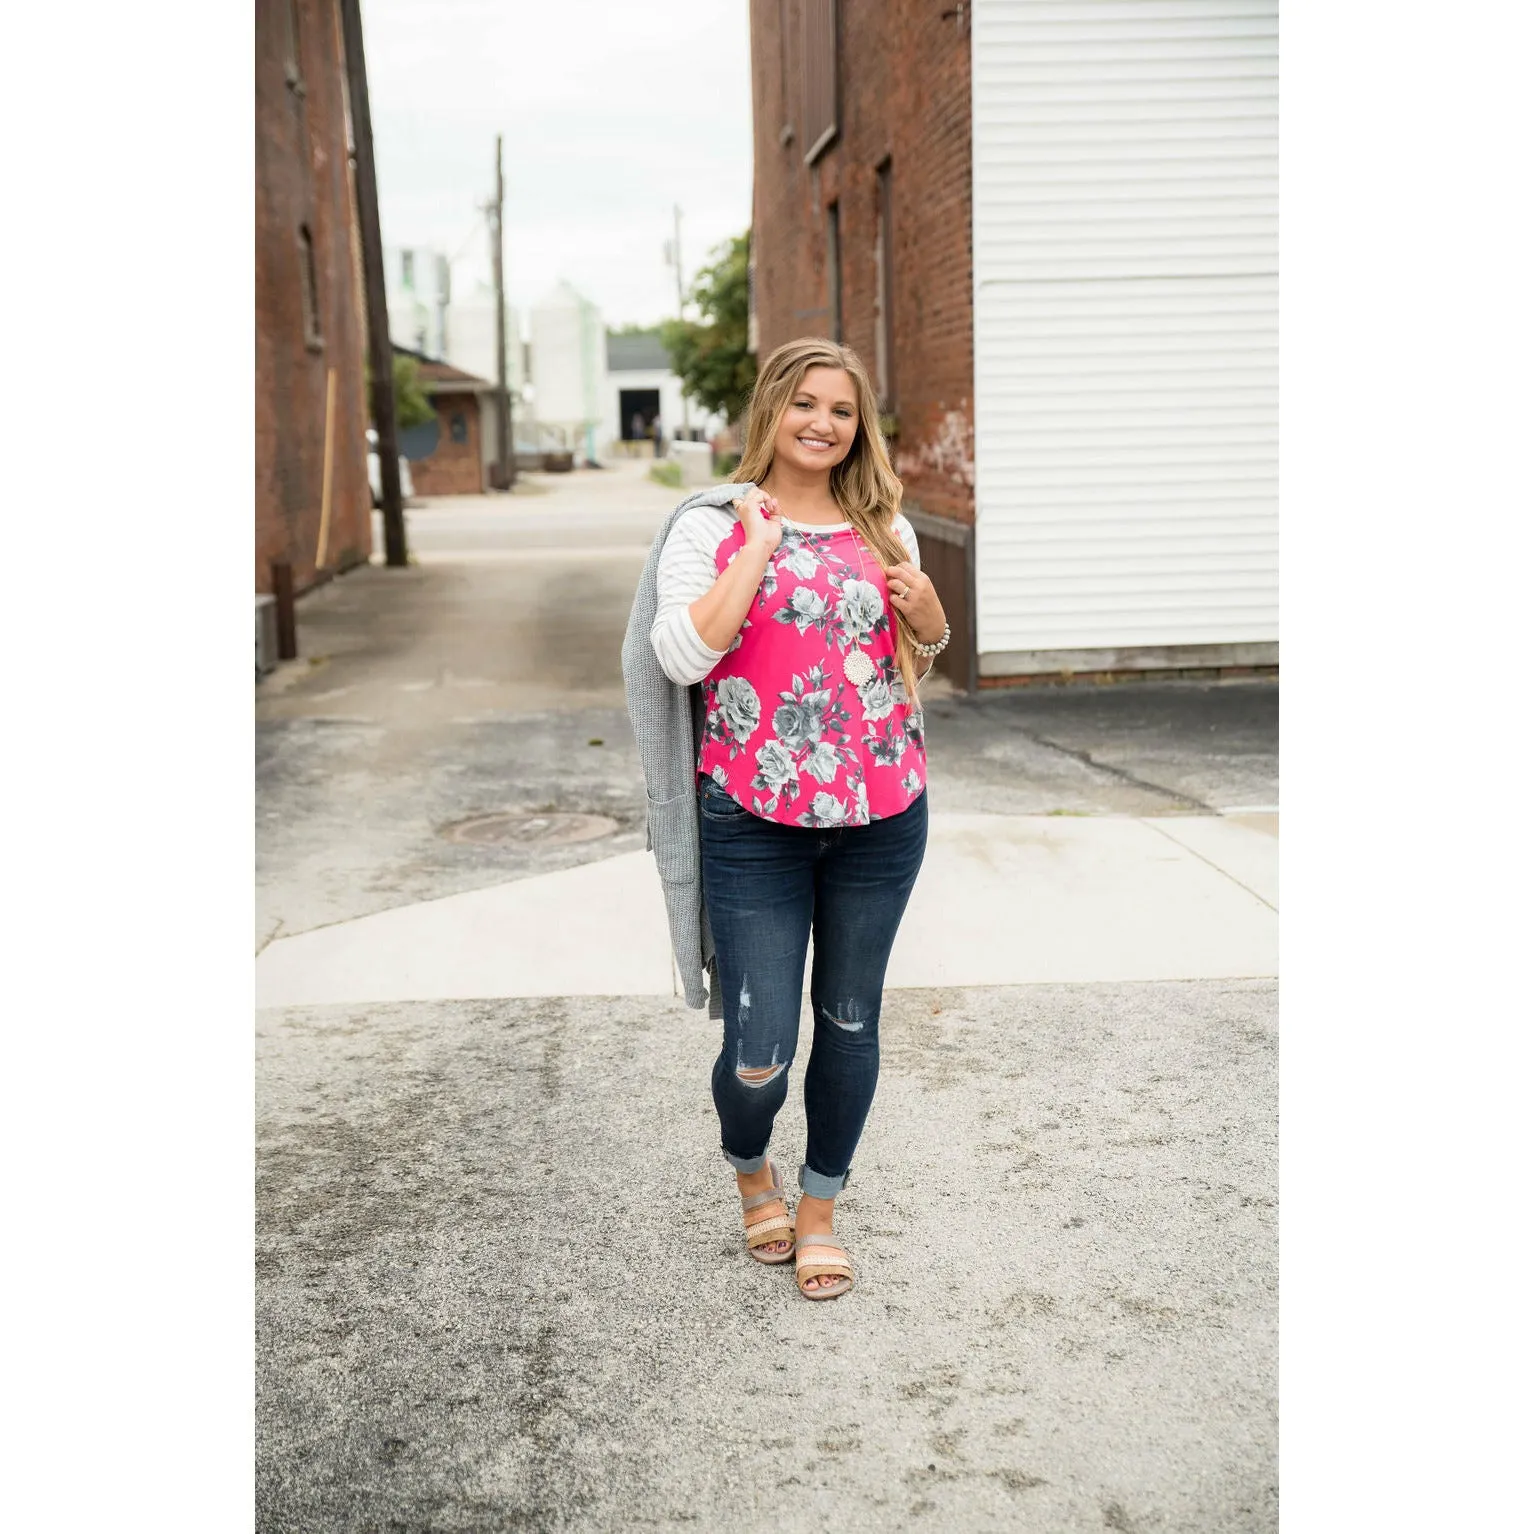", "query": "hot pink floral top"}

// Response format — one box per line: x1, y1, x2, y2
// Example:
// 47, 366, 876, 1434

697, 519, 927, 827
